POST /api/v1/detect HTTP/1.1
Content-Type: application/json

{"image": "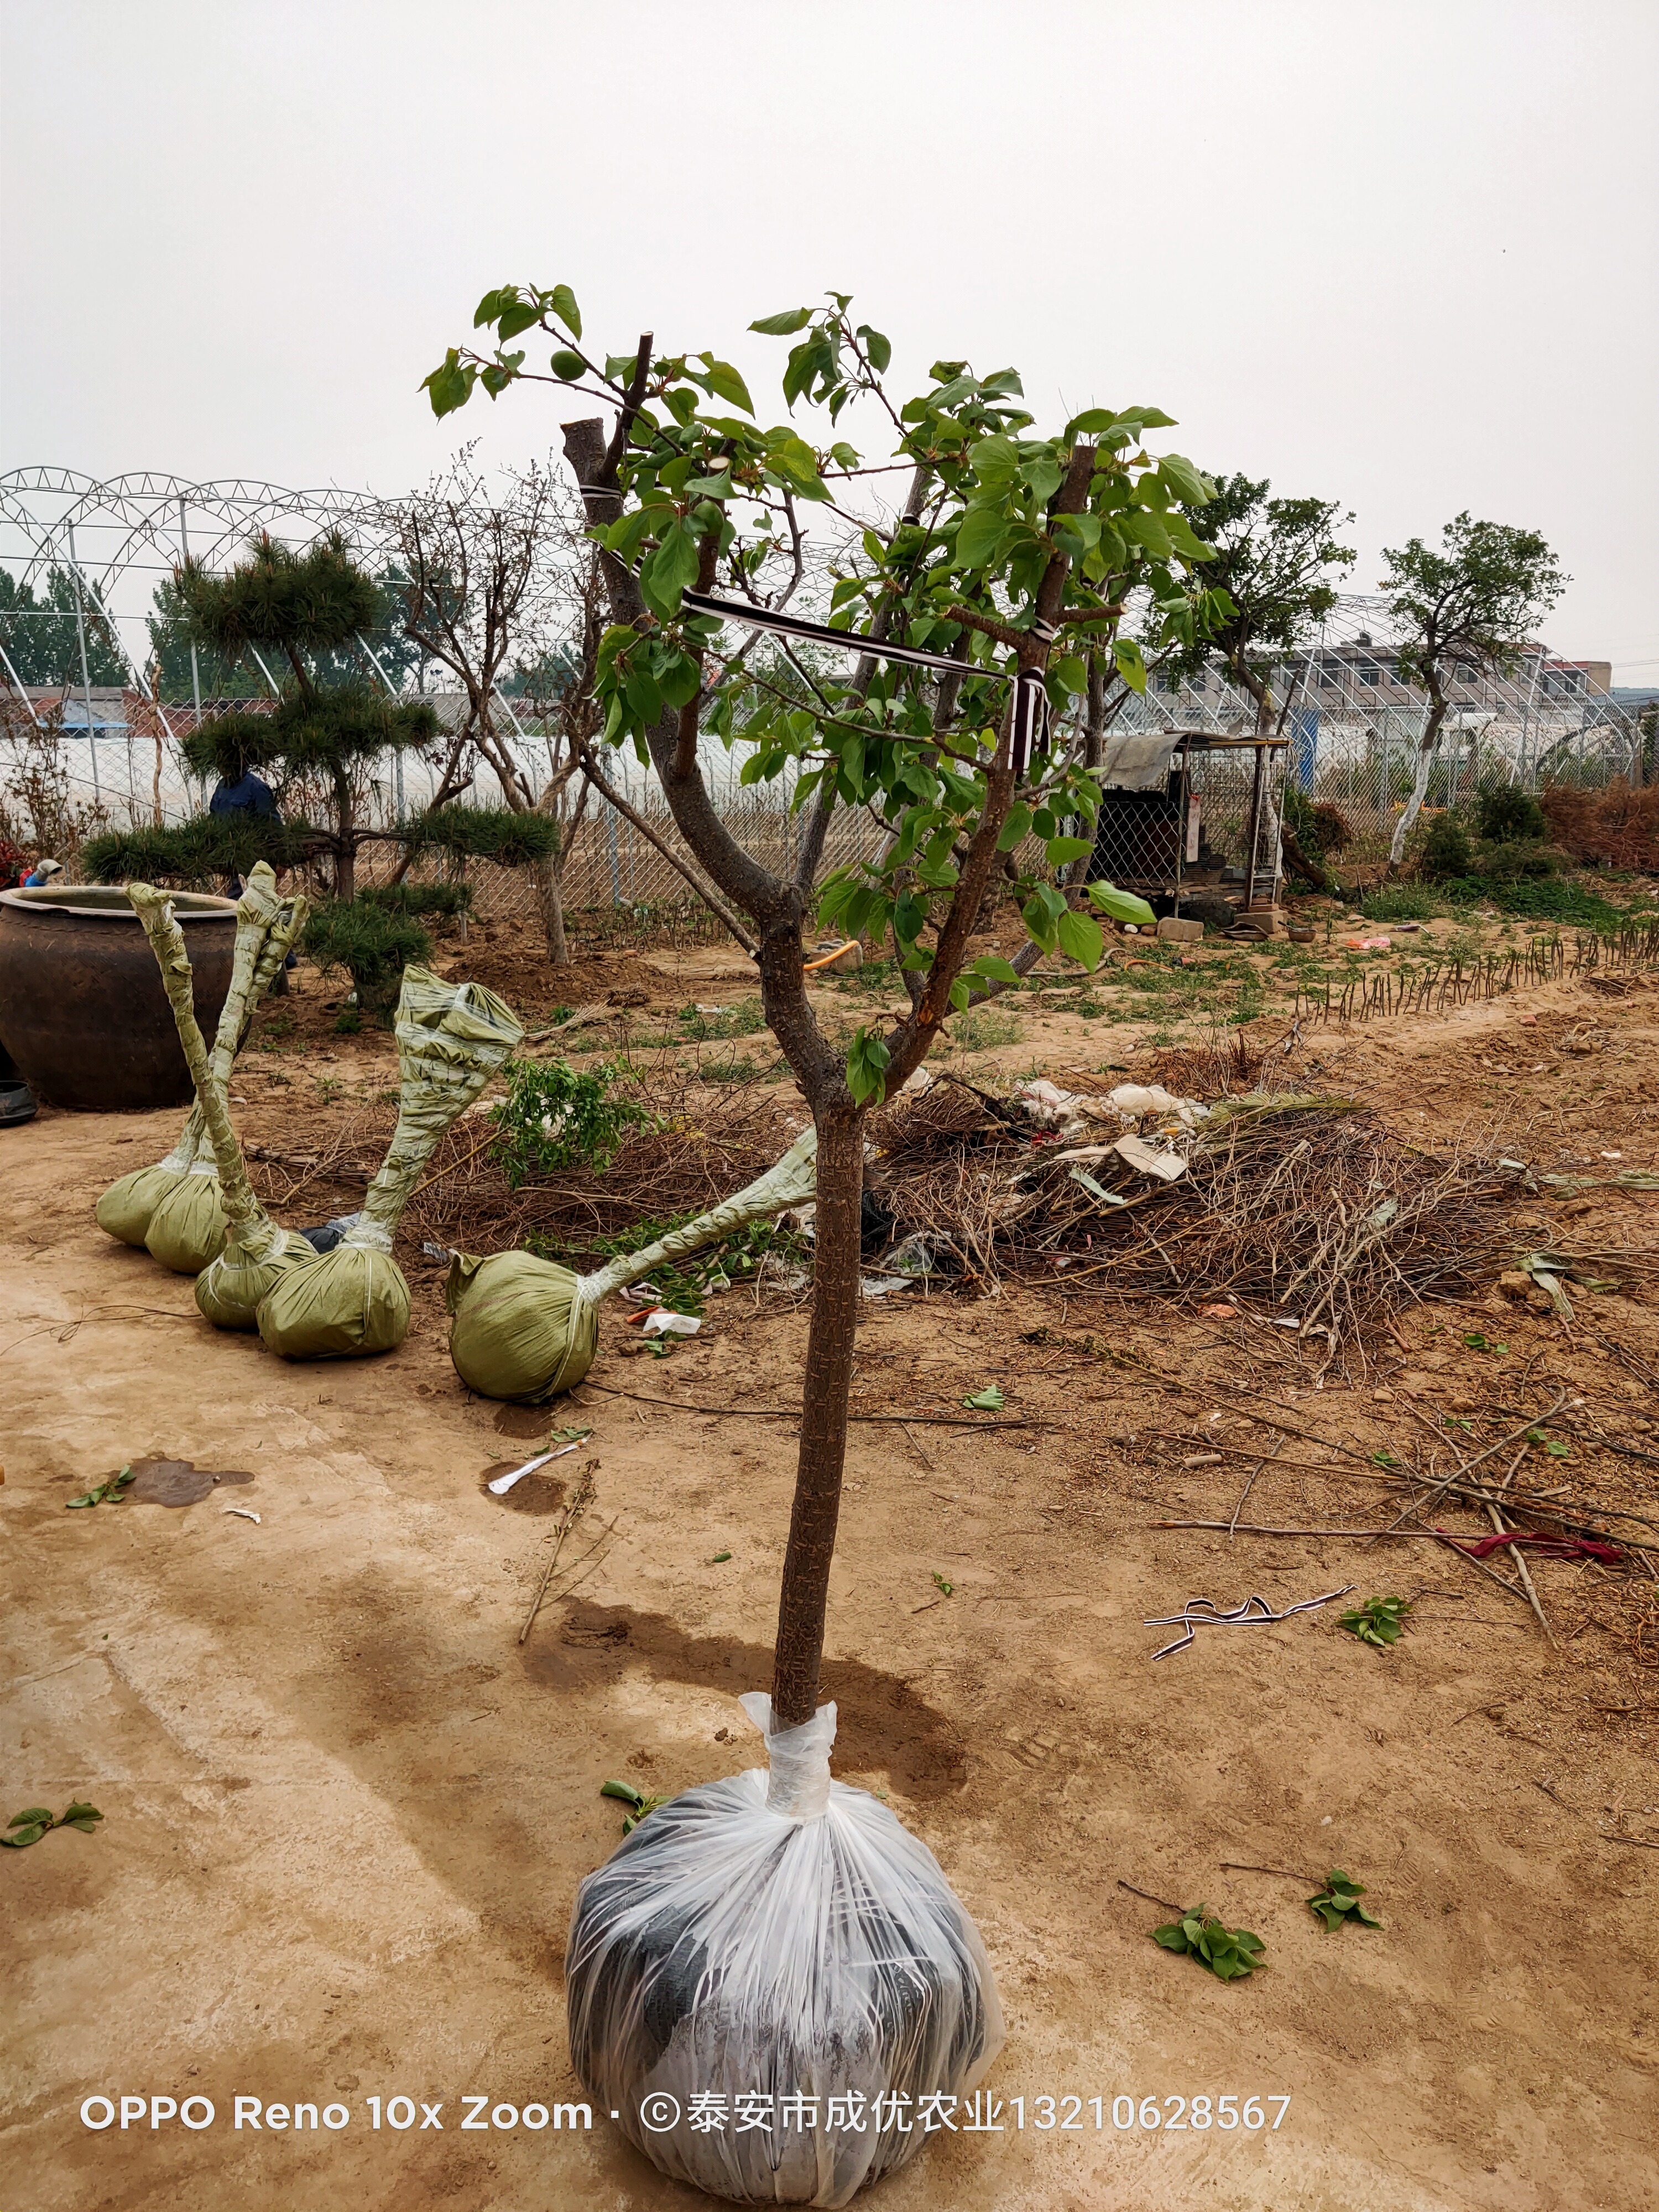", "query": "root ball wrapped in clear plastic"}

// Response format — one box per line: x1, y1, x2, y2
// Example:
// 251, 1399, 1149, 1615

566, 1694, 1003, 2208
